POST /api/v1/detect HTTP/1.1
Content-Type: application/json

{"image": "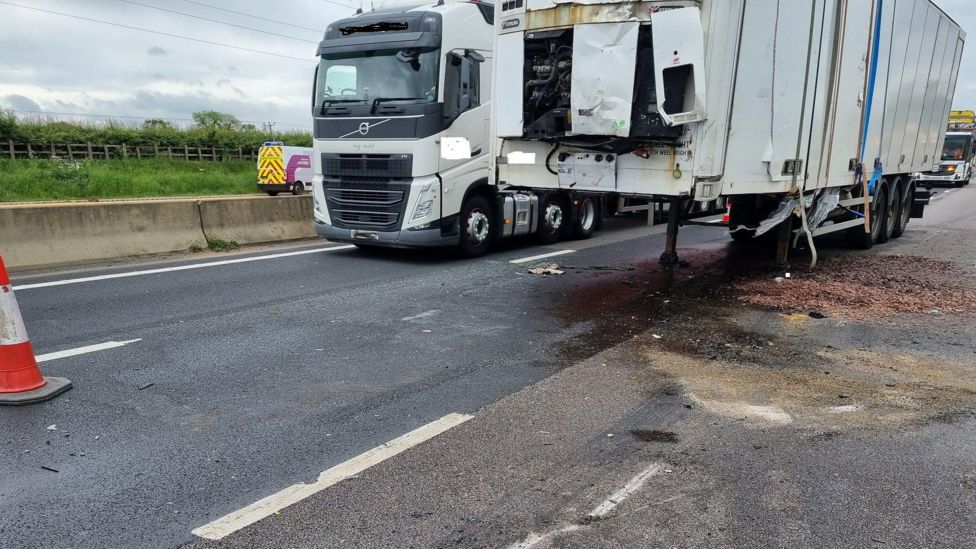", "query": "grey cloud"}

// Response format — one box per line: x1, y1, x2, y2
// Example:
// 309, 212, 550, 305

1, 94, 42, 112
147, 46, 167, 56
